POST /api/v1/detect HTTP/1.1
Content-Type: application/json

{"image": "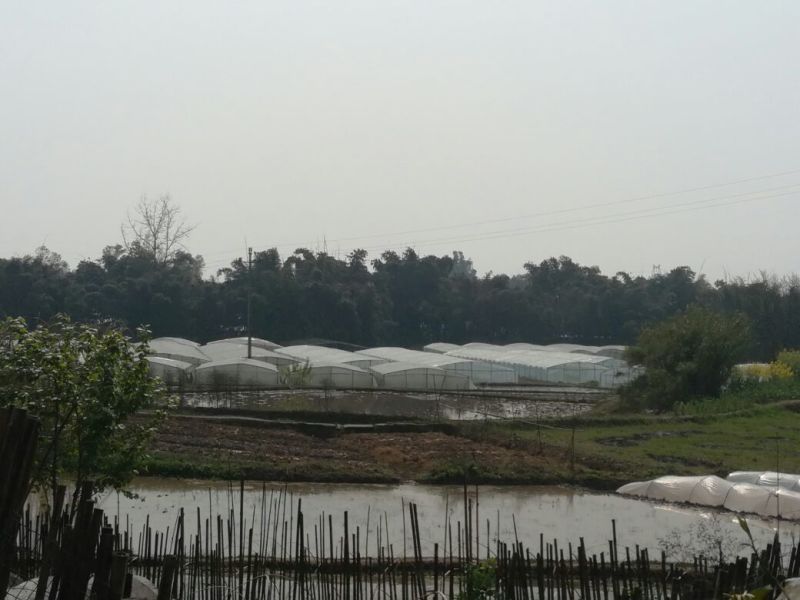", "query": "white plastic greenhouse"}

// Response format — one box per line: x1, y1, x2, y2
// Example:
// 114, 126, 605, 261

193, 358, 279, 389
205, 337, 282, 351
301, 362, 376, 389
145, 356, 192, 386
369, 362, 474, 392
276, 345, 386, 369
445, 346, 614, 385
150, 339, 210, 365
200, 342, 299, 367
358, 347, 517, 385
727, 471, 800, 492
617, 475, 800, 520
